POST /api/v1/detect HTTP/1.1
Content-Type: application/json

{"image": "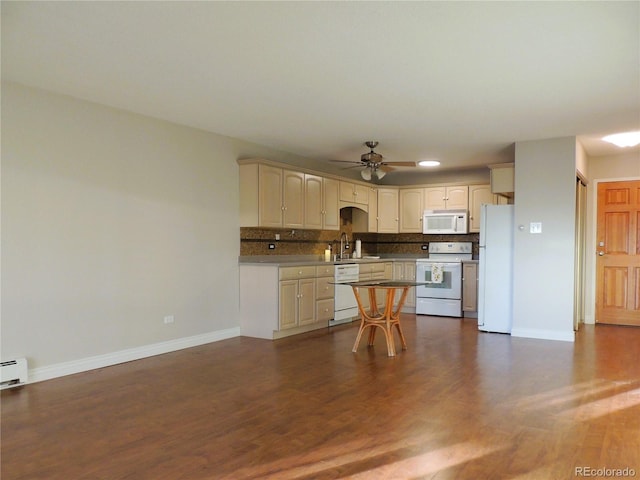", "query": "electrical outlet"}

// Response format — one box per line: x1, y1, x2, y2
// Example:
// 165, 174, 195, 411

421, 244, 428, 250
268, 243, 276, 250
163, 315, 174, 324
